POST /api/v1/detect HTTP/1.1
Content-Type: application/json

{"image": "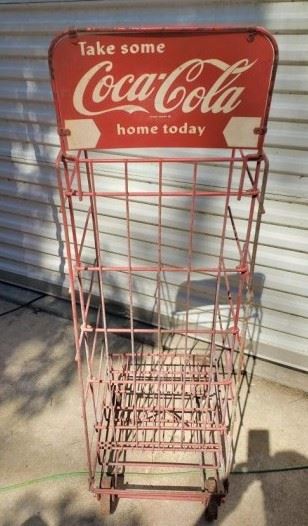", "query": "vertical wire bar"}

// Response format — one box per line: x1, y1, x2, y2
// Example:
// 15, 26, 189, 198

65, 172, 89, 361
227, 155, 267, 475
157, 161, 163, 447
91, 306, 102, 425
67, 149, 82, 189
81, 331, 91, 381
124, 161, 138, 441
204, 150, 236, 472
215, 268, 232, 427
62, 157, 72, 194
189, 360, 195, 445
225, 198, 248, 419
180, 162, 198, 446
78, 206, 92, 261
222, 260, 237, 335
241, 157, 262, 267
64, 160, 89, 335
88, 308, 104, 480
82, 263, 99, 406
67, 192, 80, 268
220, 264, 237, 423
231, 156, 263, 385
85, 155, 117, 444
83, 265, 96, 333
76, 156, 83, 201
90, 304, 100, 369
77, 277, 94, 382
56, 152, 93, 481
172, 355, 176, 417
249, 156, 267, 272
63, 157, 91, 372
237, 157, 247, 201
228, 205, 243, 260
